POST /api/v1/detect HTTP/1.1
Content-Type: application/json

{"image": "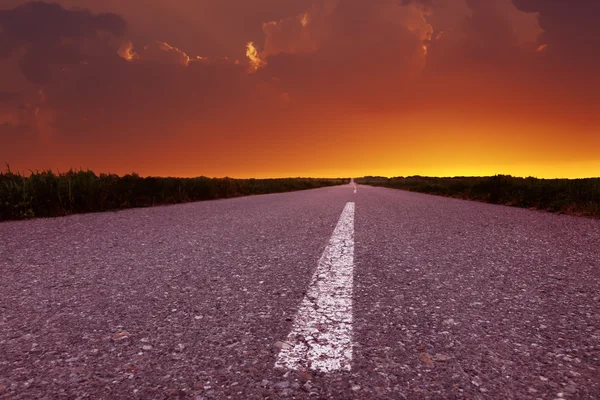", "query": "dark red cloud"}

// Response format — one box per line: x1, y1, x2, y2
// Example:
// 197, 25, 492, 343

0, 0, 599, 177
0, 0, 592, 123
0, 92, 20, 105
0, 2, 126, 85
512, 0, 600, 61
3, 0, 313, 60
254, 0, 432, 110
